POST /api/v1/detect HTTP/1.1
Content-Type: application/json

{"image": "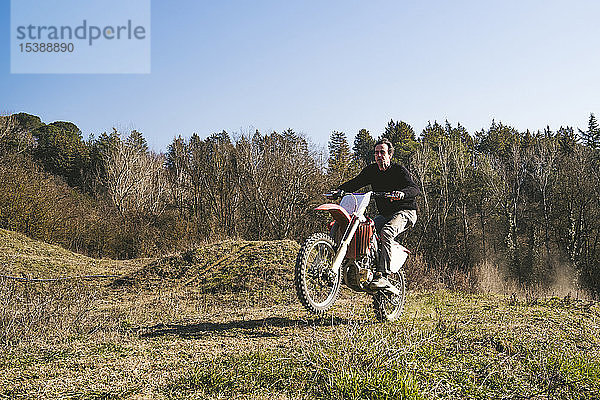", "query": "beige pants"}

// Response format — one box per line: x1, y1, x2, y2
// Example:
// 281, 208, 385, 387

373, 210, 417, 274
